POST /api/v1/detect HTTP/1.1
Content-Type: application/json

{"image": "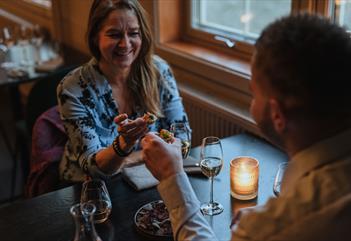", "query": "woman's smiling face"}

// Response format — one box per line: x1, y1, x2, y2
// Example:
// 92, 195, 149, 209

97, 9, 142, 71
